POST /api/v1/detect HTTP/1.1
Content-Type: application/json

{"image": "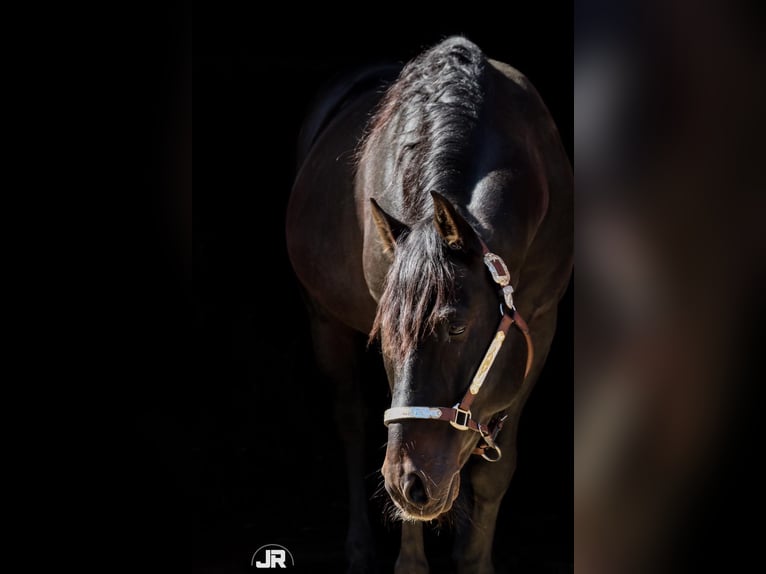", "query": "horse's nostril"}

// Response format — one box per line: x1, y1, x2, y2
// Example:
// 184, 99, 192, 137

403, 473, 428, 505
